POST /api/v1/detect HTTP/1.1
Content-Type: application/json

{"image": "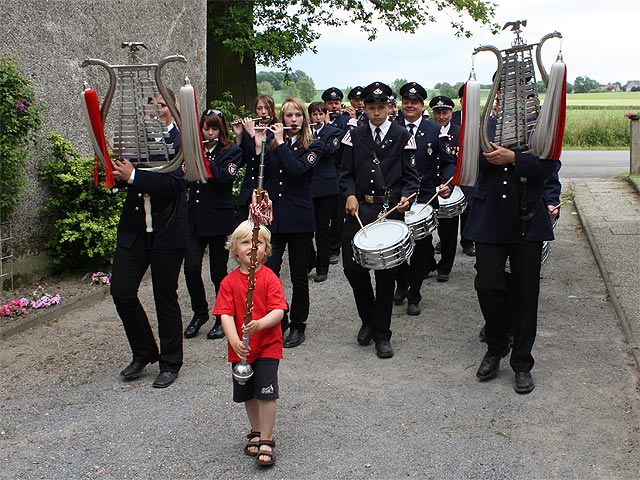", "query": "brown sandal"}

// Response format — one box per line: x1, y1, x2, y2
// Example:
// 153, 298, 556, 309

243, 430, 260, 457
256, 439, 276, 466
